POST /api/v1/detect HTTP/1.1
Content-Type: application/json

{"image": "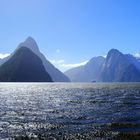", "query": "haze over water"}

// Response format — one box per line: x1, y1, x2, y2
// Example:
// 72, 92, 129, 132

0, 83, 140, 139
